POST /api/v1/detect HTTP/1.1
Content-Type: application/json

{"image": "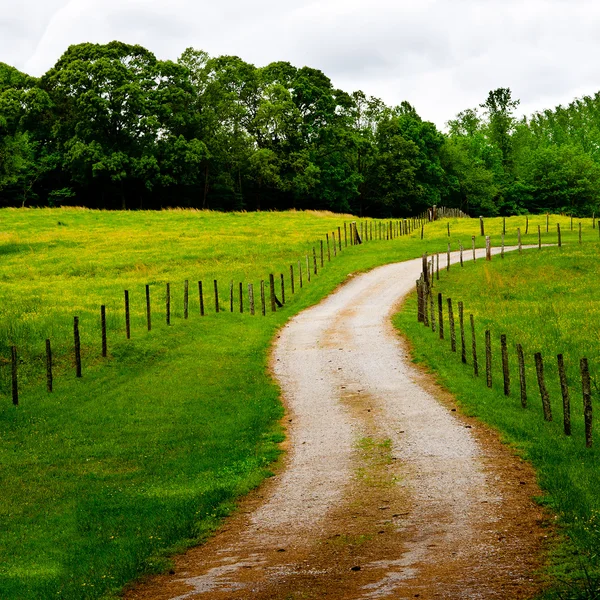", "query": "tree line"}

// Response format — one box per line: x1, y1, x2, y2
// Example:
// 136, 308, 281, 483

1, 41, 599, 217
